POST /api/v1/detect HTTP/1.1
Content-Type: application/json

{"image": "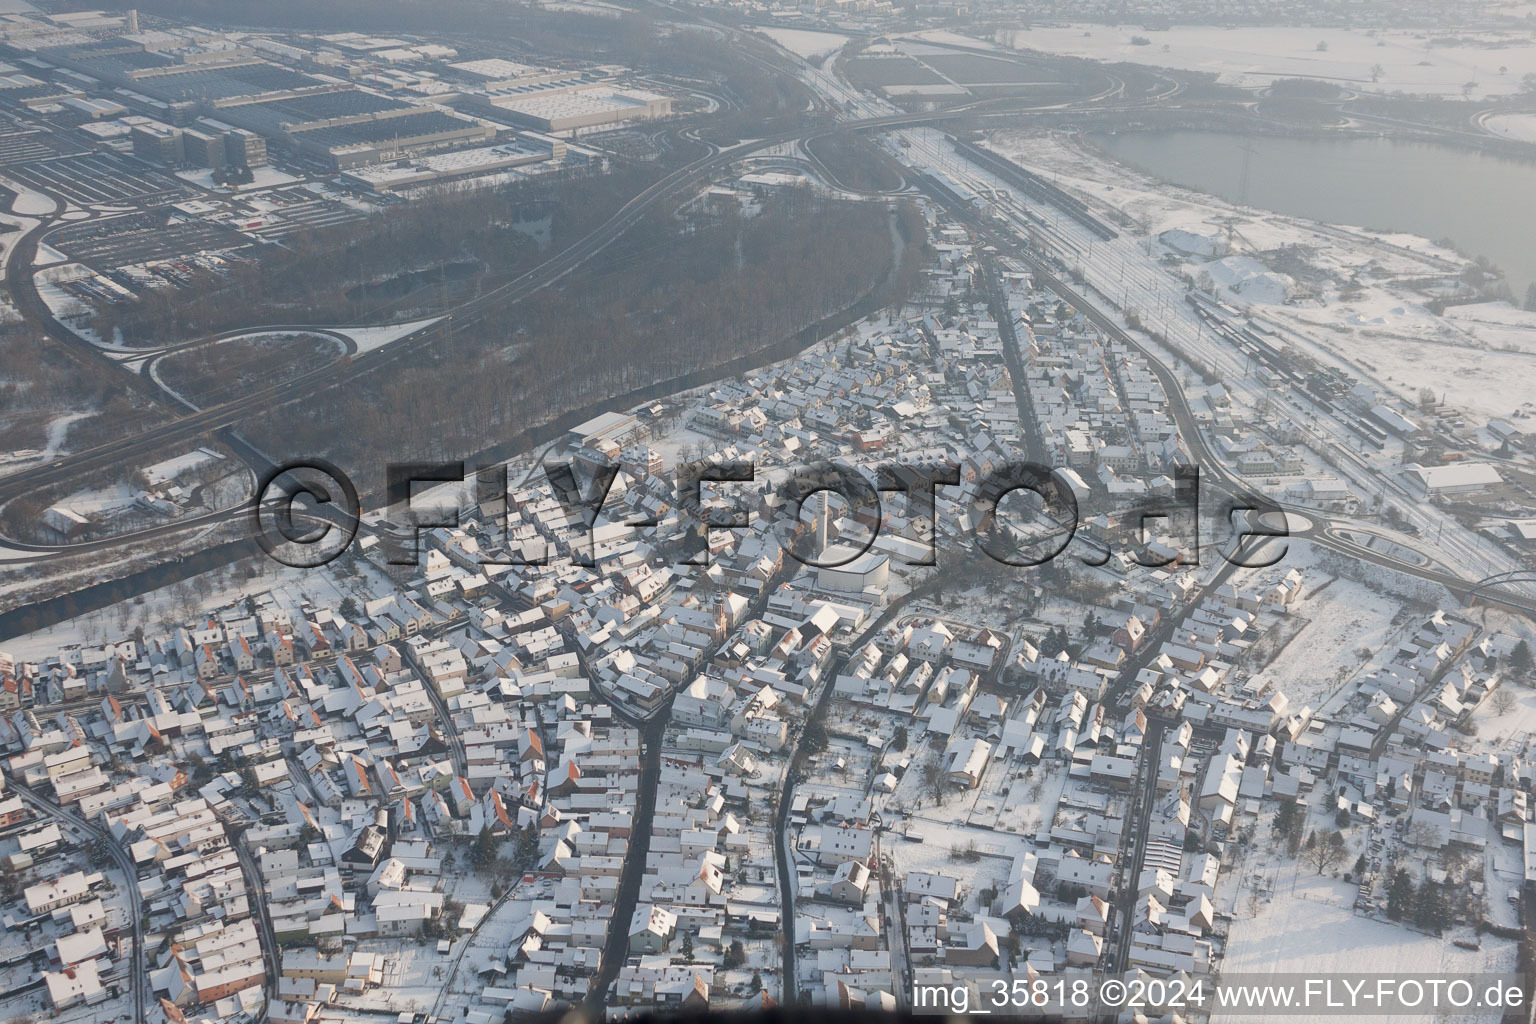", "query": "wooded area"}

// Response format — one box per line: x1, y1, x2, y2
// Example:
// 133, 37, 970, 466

241, 194, 926, 495
97, 163, 683, 345
0, 327, 166, 455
